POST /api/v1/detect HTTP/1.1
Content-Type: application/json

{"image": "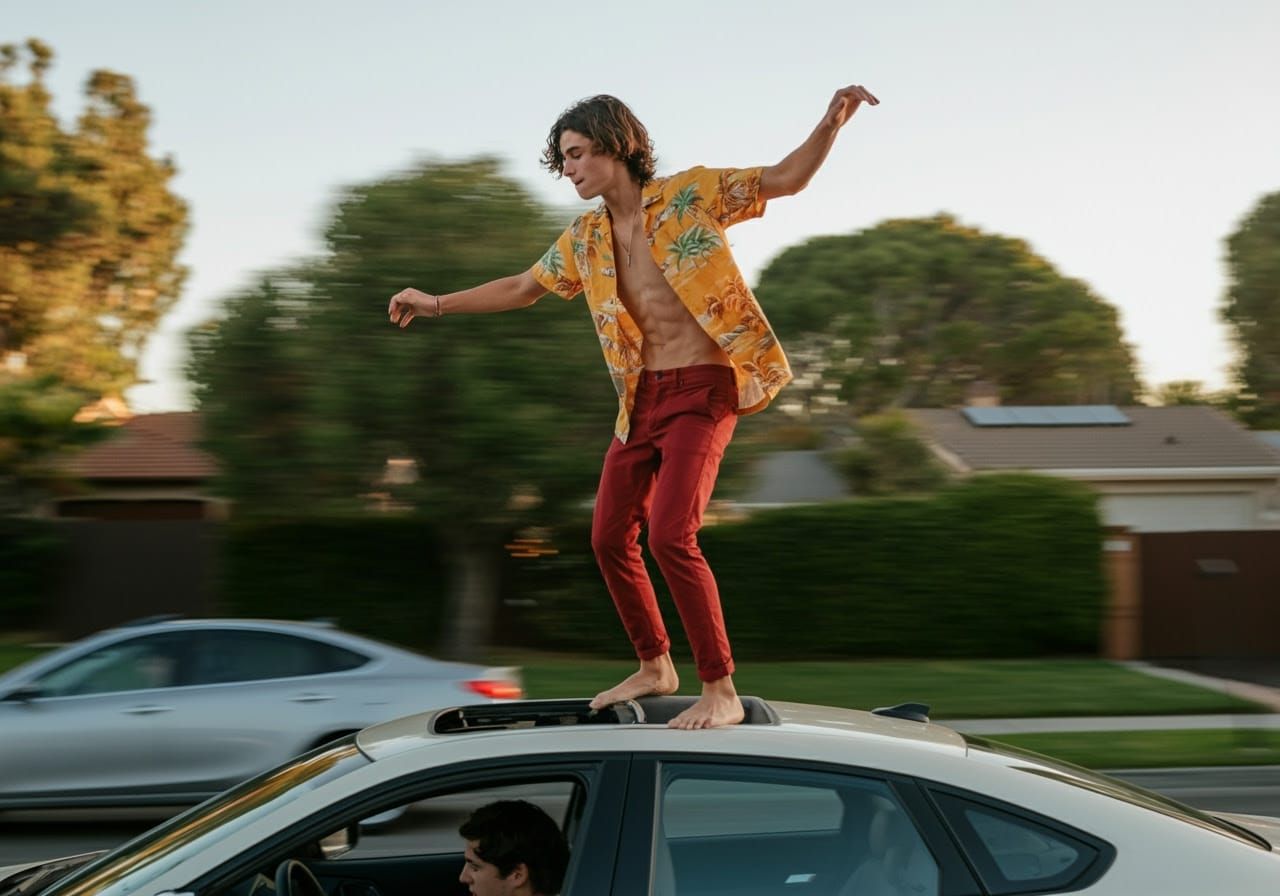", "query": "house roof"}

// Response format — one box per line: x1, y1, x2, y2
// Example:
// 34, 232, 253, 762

66, 412, 218, 481
907, 406, 1280, 474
